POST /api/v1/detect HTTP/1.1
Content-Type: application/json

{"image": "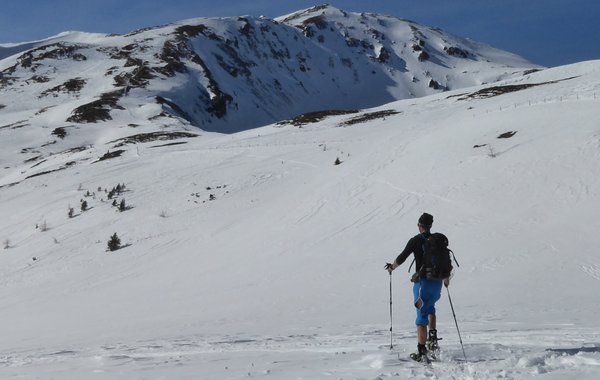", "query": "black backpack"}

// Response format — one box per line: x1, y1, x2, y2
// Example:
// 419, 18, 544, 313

419, 233, 457, 280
